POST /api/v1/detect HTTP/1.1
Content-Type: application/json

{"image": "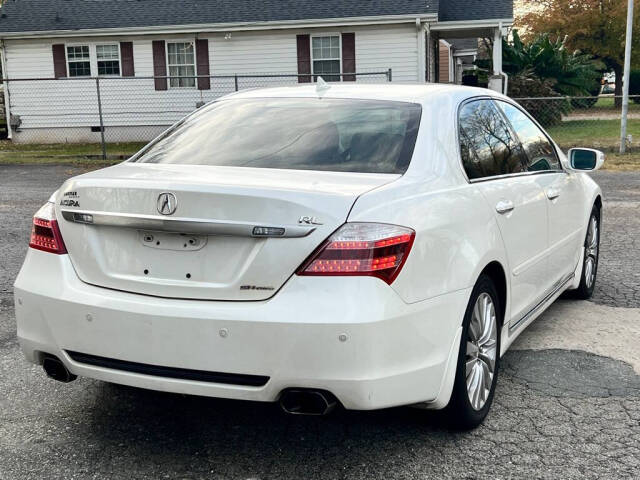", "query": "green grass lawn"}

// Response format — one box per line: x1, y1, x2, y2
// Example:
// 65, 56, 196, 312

0, 132, 638, 171
547, 118, 640, 150
0, 141, 145, 165
591, 96, 640, 111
